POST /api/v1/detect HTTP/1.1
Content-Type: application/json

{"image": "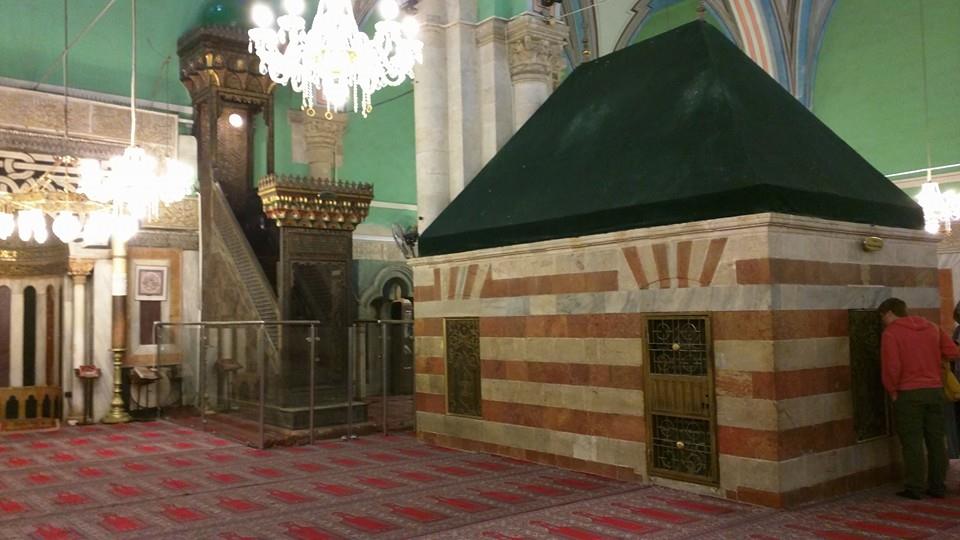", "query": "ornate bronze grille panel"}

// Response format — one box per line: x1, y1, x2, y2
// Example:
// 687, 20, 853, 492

445, 318, 481, 417
648, 318, 708, 376
651, 415, 713, 478
644, 315, 717, 484
848, 309, 888, 441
